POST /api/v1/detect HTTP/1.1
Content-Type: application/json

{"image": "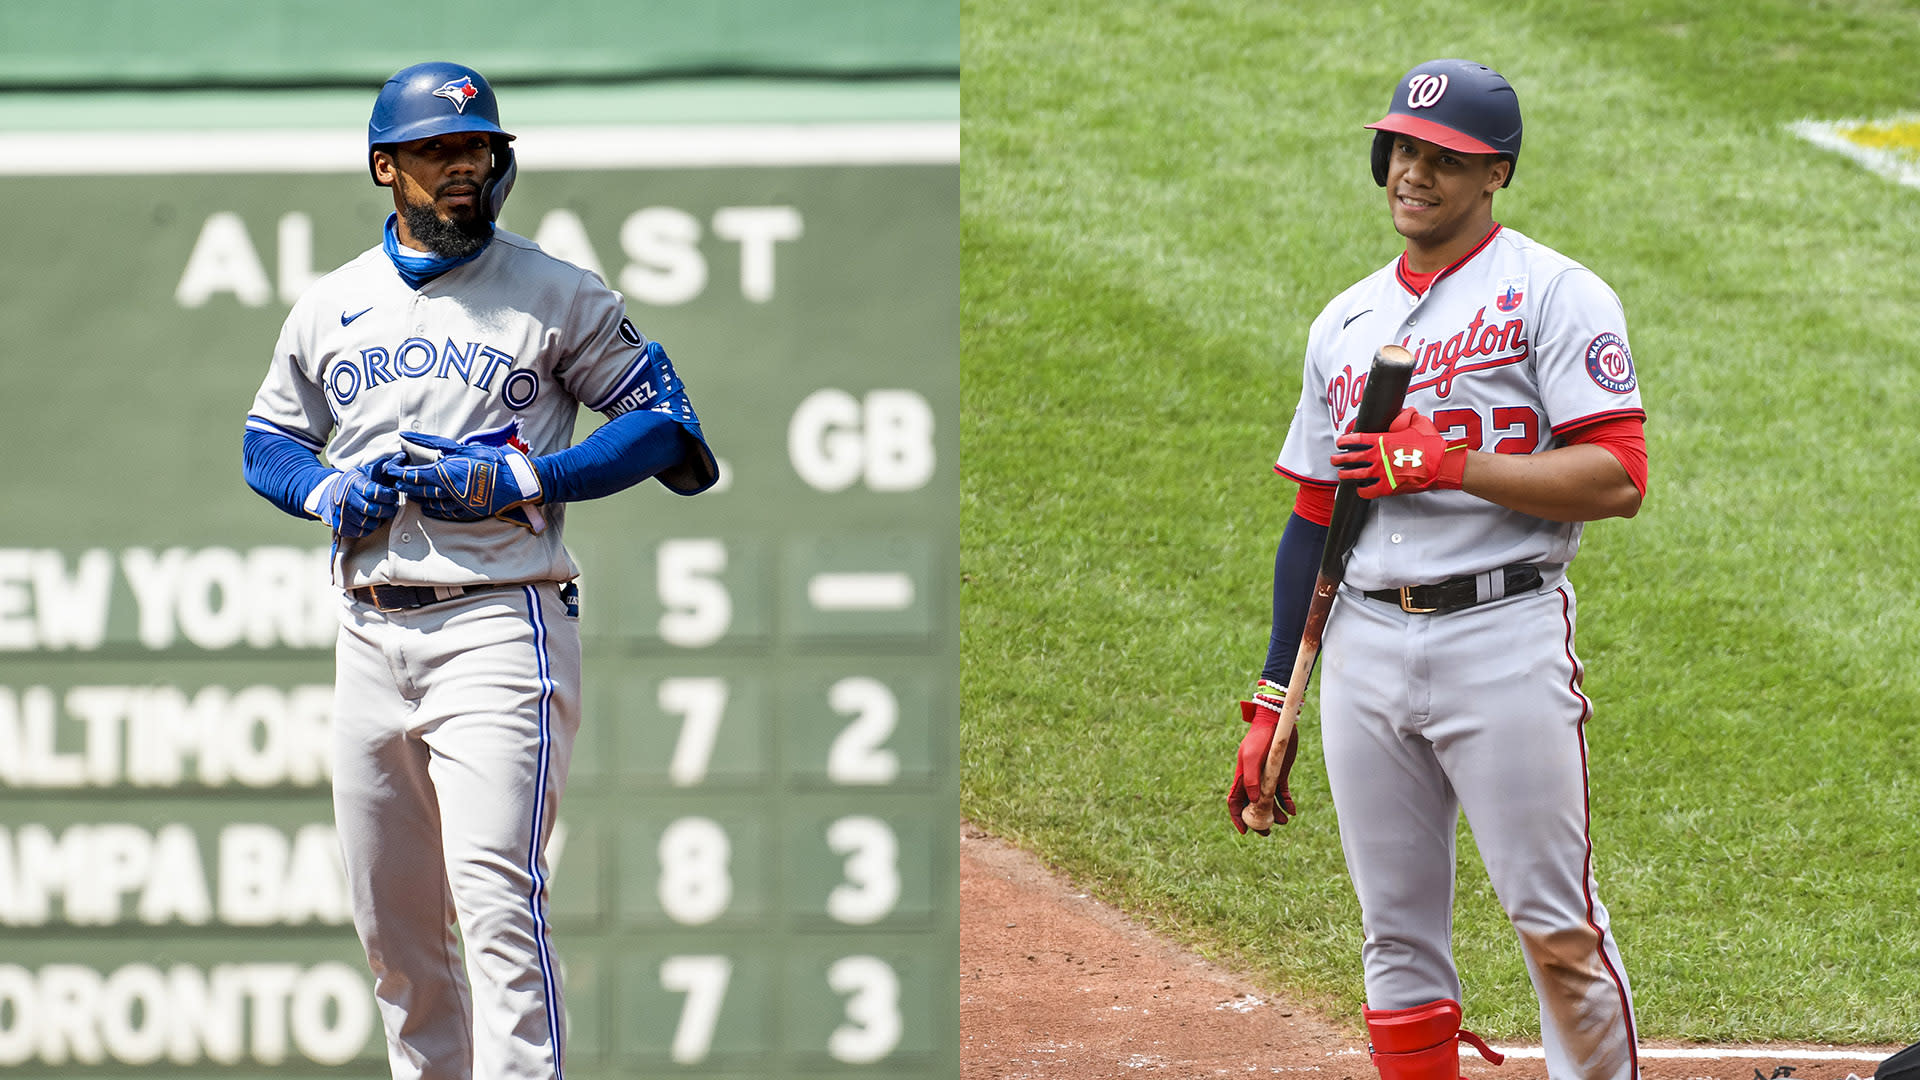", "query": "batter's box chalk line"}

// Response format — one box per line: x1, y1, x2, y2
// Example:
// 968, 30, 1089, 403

1490, 1047, 1887, 1063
